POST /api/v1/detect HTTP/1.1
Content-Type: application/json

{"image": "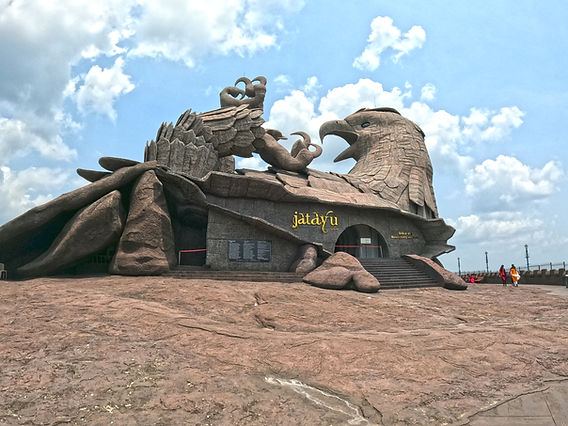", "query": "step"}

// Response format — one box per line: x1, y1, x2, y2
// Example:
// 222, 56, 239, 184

360, 257, 441, 289
164, 268, 304, 283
